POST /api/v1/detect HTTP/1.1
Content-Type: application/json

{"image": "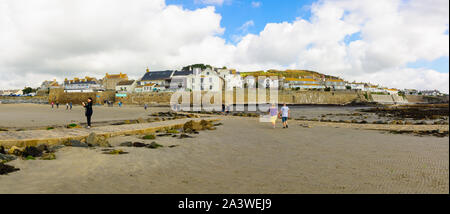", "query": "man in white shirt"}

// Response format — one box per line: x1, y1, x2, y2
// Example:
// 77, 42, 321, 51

279, 103, 290, 128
